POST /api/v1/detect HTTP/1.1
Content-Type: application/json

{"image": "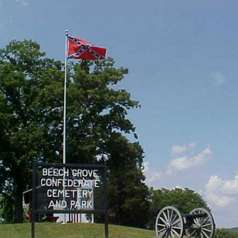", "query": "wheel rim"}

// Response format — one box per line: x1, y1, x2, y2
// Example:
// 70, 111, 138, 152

155, 206, 184, 238
187, 208, 215, 238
